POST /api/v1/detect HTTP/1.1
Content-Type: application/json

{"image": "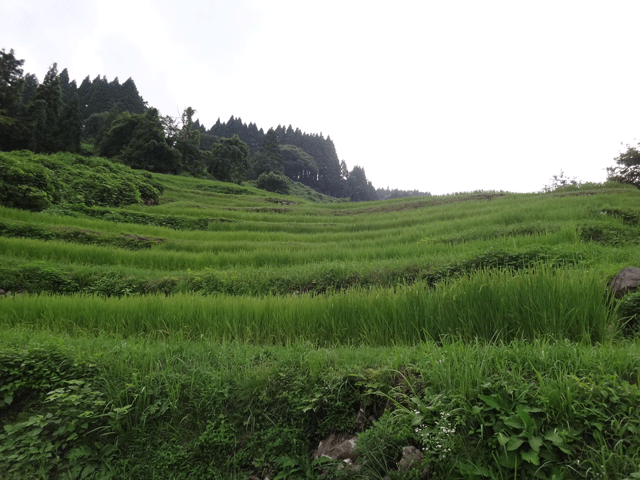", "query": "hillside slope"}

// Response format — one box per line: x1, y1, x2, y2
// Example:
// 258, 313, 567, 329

1, 156, 640, 479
